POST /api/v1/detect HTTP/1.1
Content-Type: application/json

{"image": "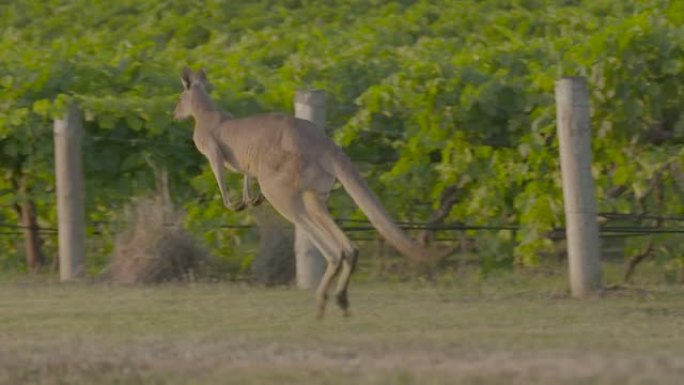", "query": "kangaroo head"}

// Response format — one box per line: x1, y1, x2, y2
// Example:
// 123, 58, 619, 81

174, 67, 209, 120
